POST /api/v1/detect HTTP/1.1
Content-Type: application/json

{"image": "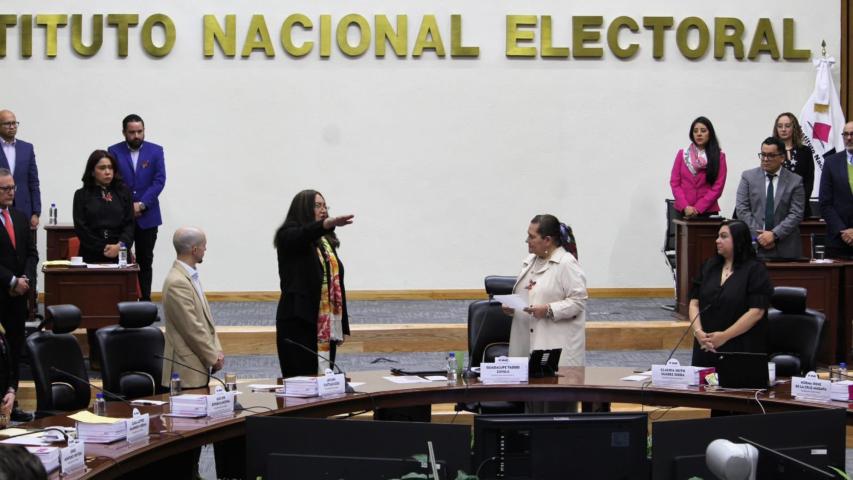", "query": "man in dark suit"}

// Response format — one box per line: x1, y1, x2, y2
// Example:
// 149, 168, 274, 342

735, 137, 806, 260
819, 121, 853, 259
108, 114, 166, 301
0, 168, 37, 421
